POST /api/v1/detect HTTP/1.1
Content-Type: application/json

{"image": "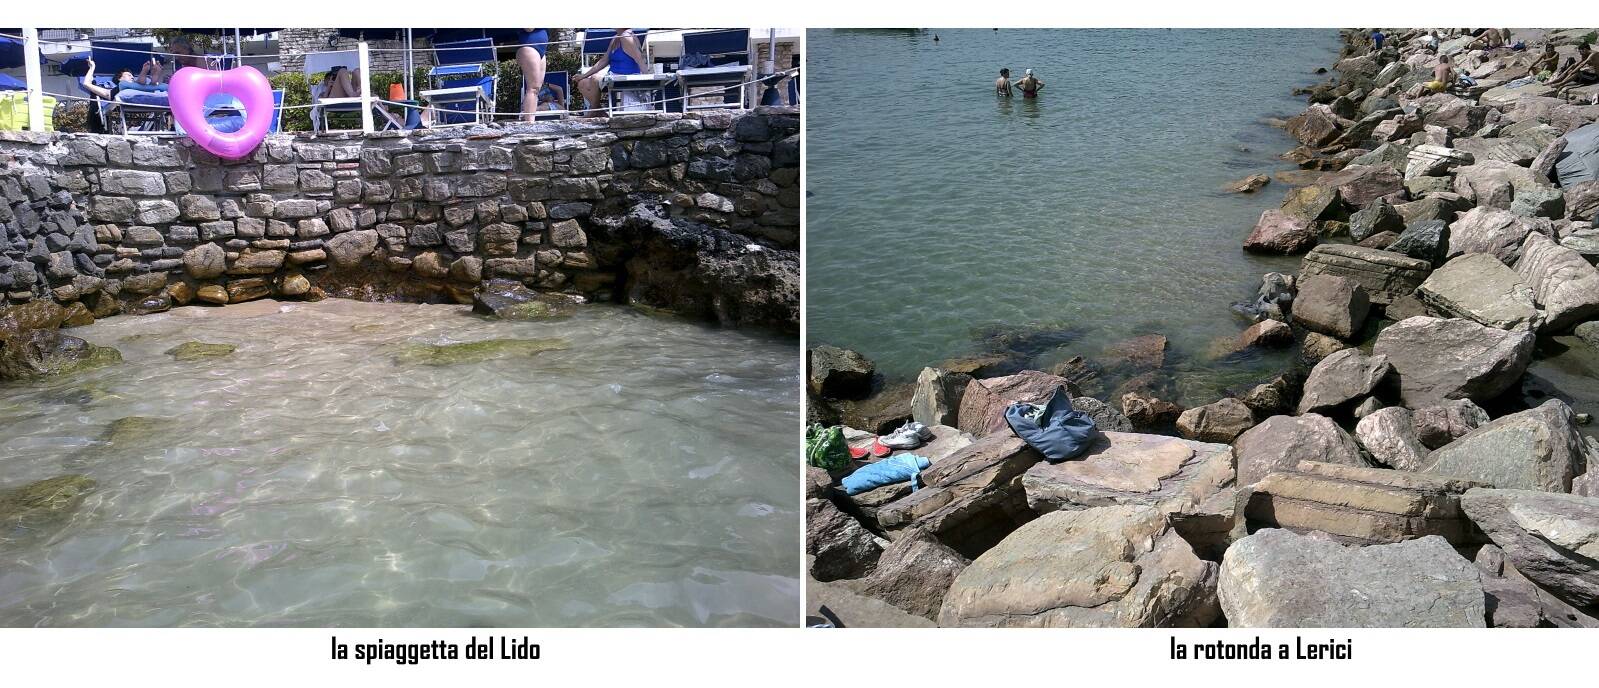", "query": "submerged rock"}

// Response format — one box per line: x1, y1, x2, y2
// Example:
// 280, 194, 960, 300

164, 341, 237, 361
394, 338, 569, 366
472, 280, 578, 321
0, 474, 96, 536
0, 329, 121, 382
1219, 529, 1486, 627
